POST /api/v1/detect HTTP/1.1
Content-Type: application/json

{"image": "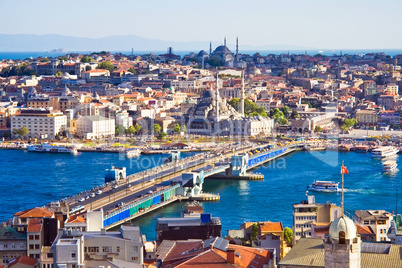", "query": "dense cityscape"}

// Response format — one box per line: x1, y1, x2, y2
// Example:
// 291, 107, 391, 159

0, 40, 401, 268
